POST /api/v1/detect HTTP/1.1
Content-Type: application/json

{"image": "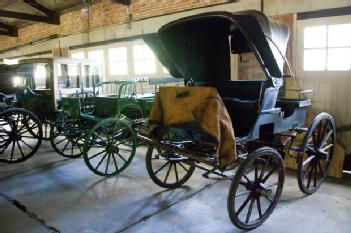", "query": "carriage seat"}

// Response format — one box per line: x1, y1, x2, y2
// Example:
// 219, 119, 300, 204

223, 98, 258, 137
80, 96, 119, 123
197, 80, 264, 138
